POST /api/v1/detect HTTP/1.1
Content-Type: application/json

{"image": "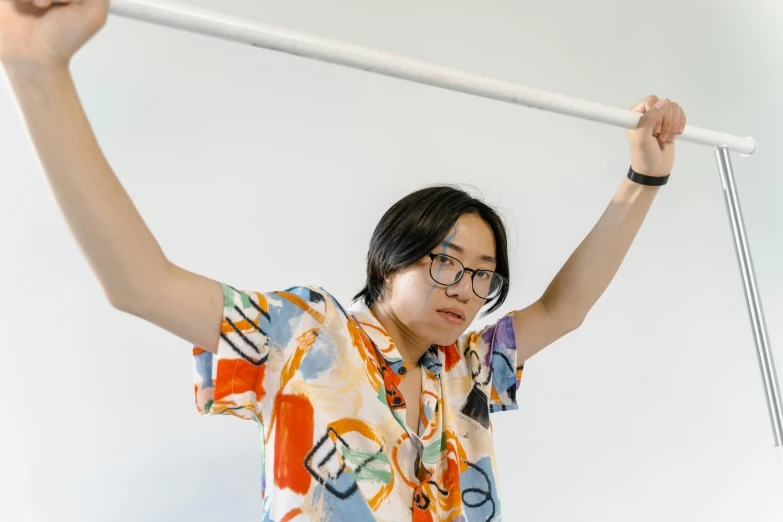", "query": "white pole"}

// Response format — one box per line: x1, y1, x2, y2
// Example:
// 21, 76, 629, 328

105, 0, 757, 156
